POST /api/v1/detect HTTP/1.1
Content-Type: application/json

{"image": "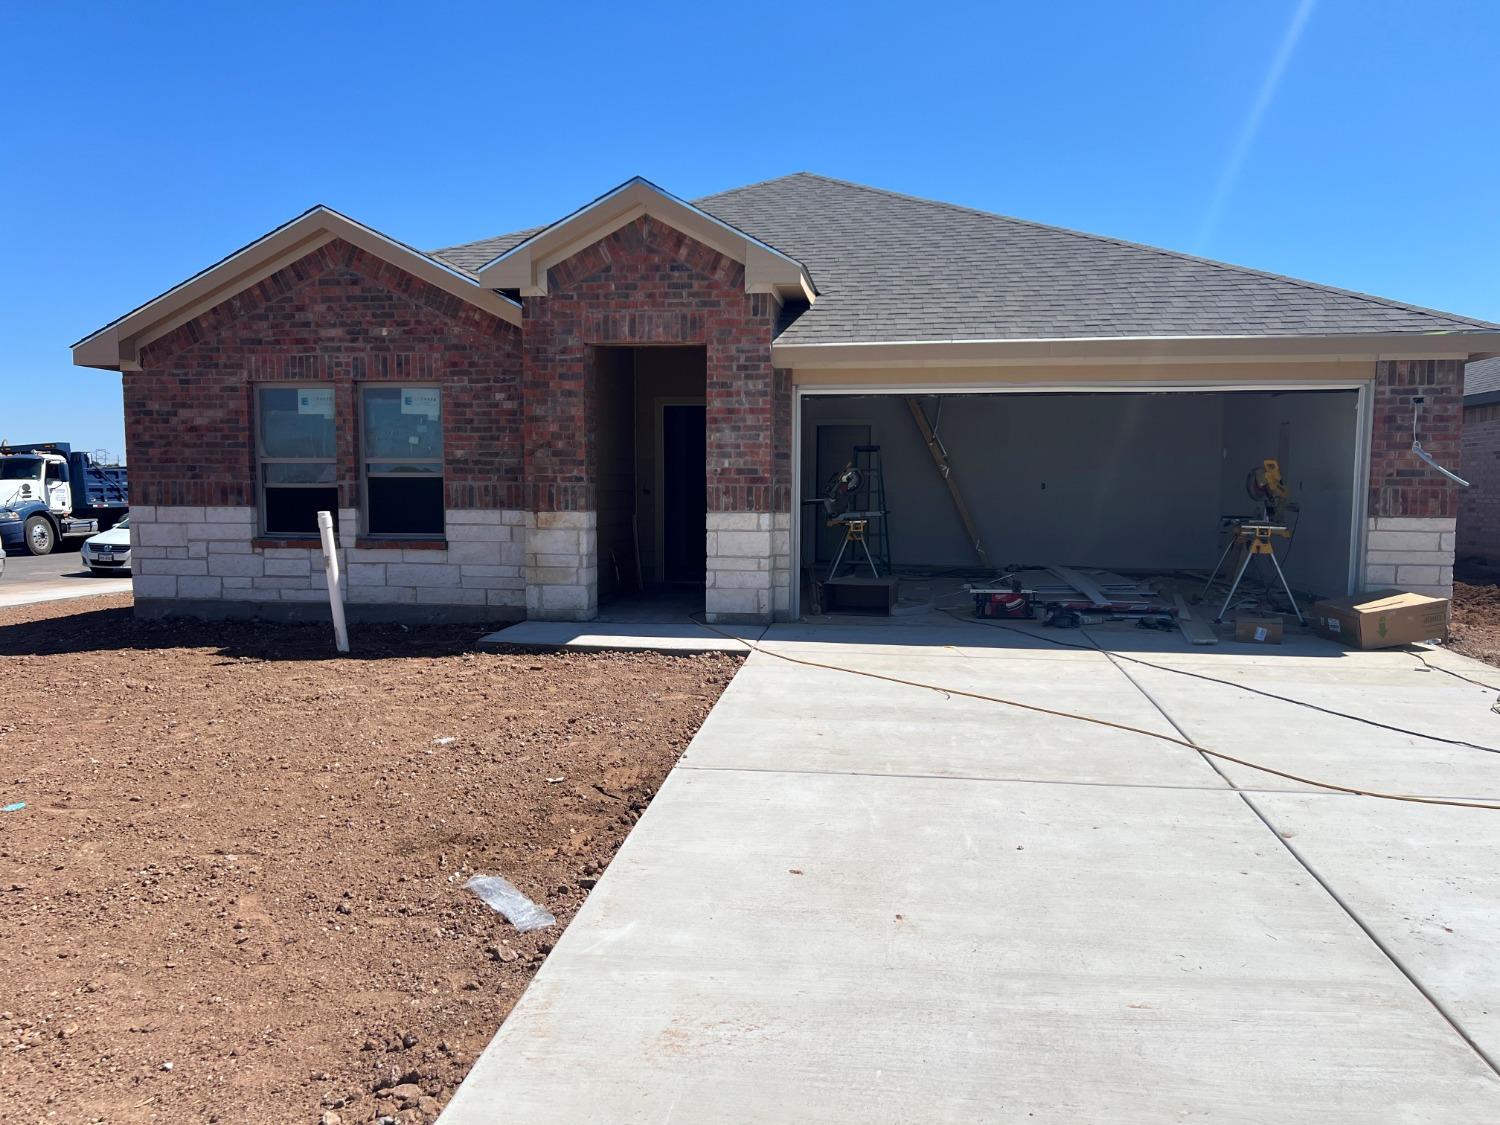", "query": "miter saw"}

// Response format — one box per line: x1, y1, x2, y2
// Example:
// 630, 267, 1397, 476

1201, 458, 1304, 625
1245, 458, 1293, 524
